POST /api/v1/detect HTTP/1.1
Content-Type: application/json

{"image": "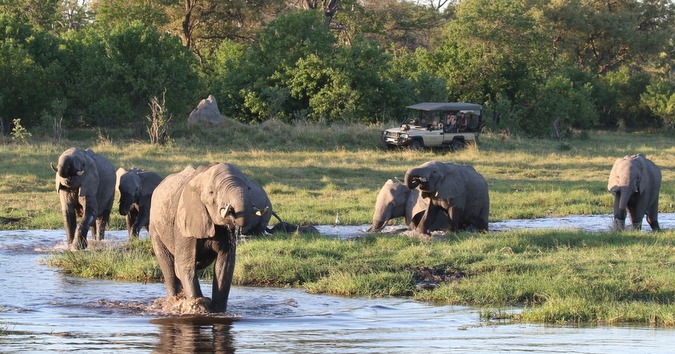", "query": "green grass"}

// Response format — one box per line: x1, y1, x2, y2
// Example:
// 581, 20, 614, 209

4, 123, 675, 326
